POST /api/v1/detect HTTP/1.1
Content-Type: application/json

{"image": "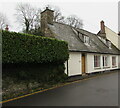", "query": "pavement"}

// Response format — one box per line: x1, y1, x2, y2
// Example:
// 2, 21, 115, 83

2, 70, 119, 106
